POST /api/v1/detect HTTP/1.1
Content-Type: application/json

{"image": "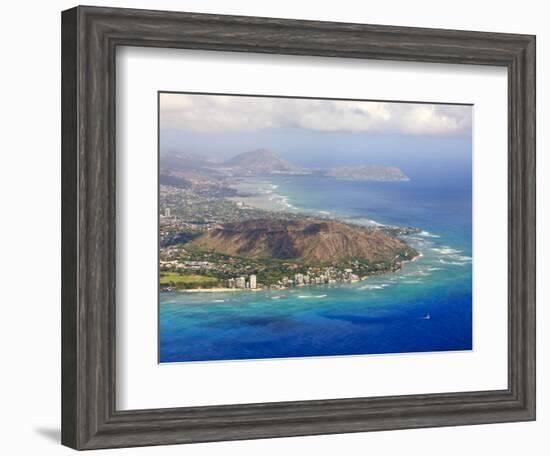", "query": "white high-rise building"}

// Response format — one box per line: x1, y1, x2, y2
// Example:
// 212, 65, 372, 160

235, 276, 246, 289
249, 274, 257, 289
164, 207, 171, 217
